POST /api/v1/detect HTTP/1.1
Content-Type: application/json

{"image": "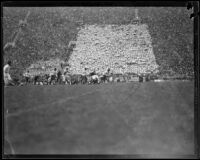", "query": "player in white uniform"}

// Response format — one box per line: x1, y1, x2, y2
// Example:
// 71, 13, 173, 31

62, 67, 69, 84
3, 61, 14, 86
91, 70, 99, 84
